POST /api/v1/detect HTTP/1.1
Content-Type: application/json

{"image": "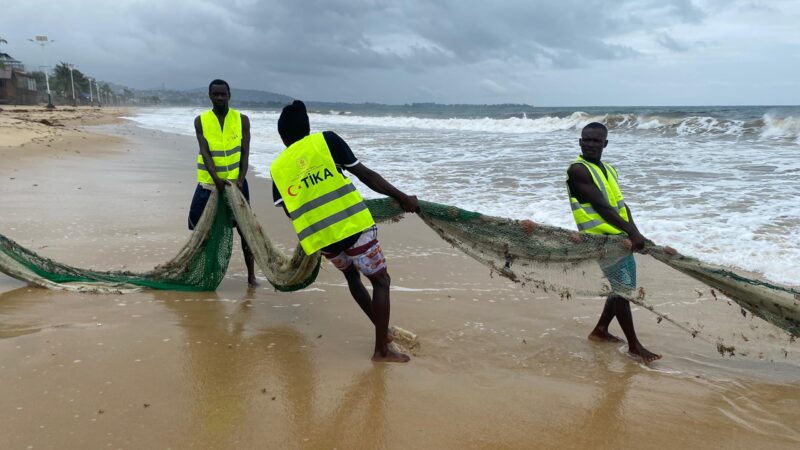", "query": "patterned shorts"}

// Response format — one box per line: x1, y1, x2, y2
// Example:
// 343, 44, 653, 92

322, 226, 387, 277
599, 253, 637, 296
